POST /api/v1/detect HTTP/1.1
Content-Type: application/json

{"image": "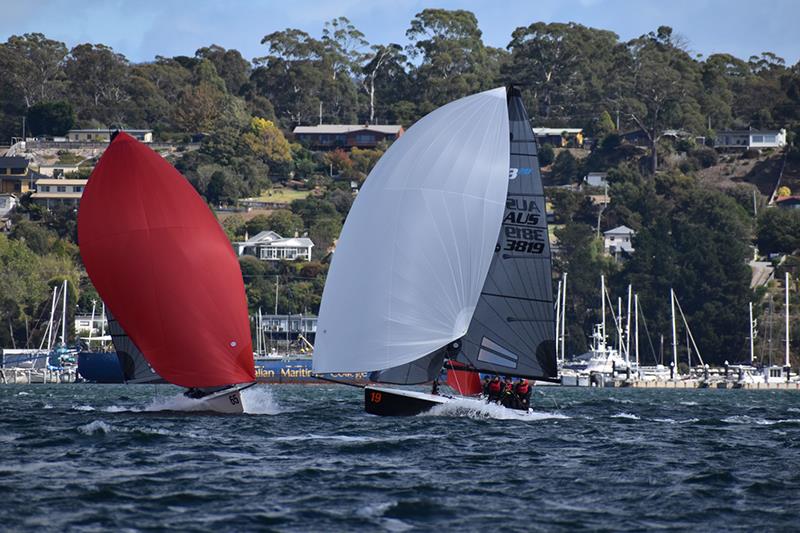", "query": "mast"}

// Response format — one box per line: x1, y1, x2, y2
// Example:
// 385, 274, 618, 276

601, 275, 606, 349
61, 279, 68, 346
671, 288, 678, 377
634, 293, 640, 366
89, 300, 97, 347
786, 272, 790, 368
100, 302, 106, 337
625, 284, 632, 364
561, 272, 567, 363
275, 275, 279, 315
749, 301, 755, 364
555, 280, 562, 363
617, 297, 622, 355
